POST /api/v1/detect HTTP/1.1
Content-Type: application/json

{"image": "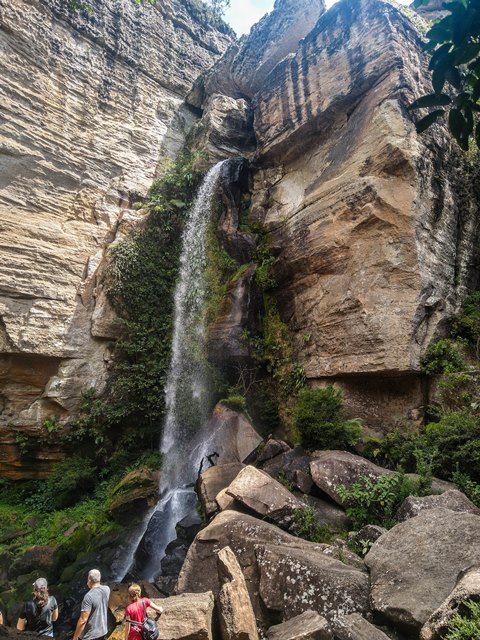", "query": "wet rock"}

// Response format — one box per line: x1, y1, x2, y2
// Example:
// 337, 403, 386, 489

160, 540, 188, 577
9, 545, 59, 579
202, 404, 263, 465
217, 546, 258, 640
396, 489, 480, 521
176, 512, 202, 544
365, 508, 480, 630
330, 613, 391, 640
109, 470, 160, 524
198, 462, 245, 518
257, 544, 369, 621
420, 565, 480, 640
151, 592, 214, 640
267, 610, 332, 640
